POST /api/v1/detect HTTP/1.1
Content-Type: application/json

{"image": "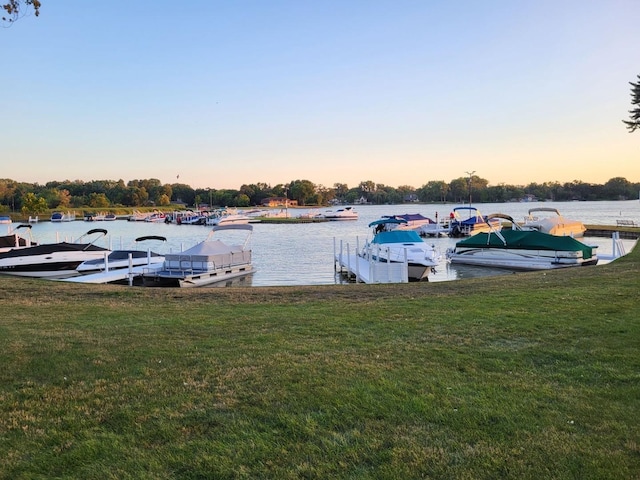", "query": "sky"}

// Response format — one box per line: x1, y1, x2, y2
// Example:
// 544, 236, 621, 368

2, 1, 639, 190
